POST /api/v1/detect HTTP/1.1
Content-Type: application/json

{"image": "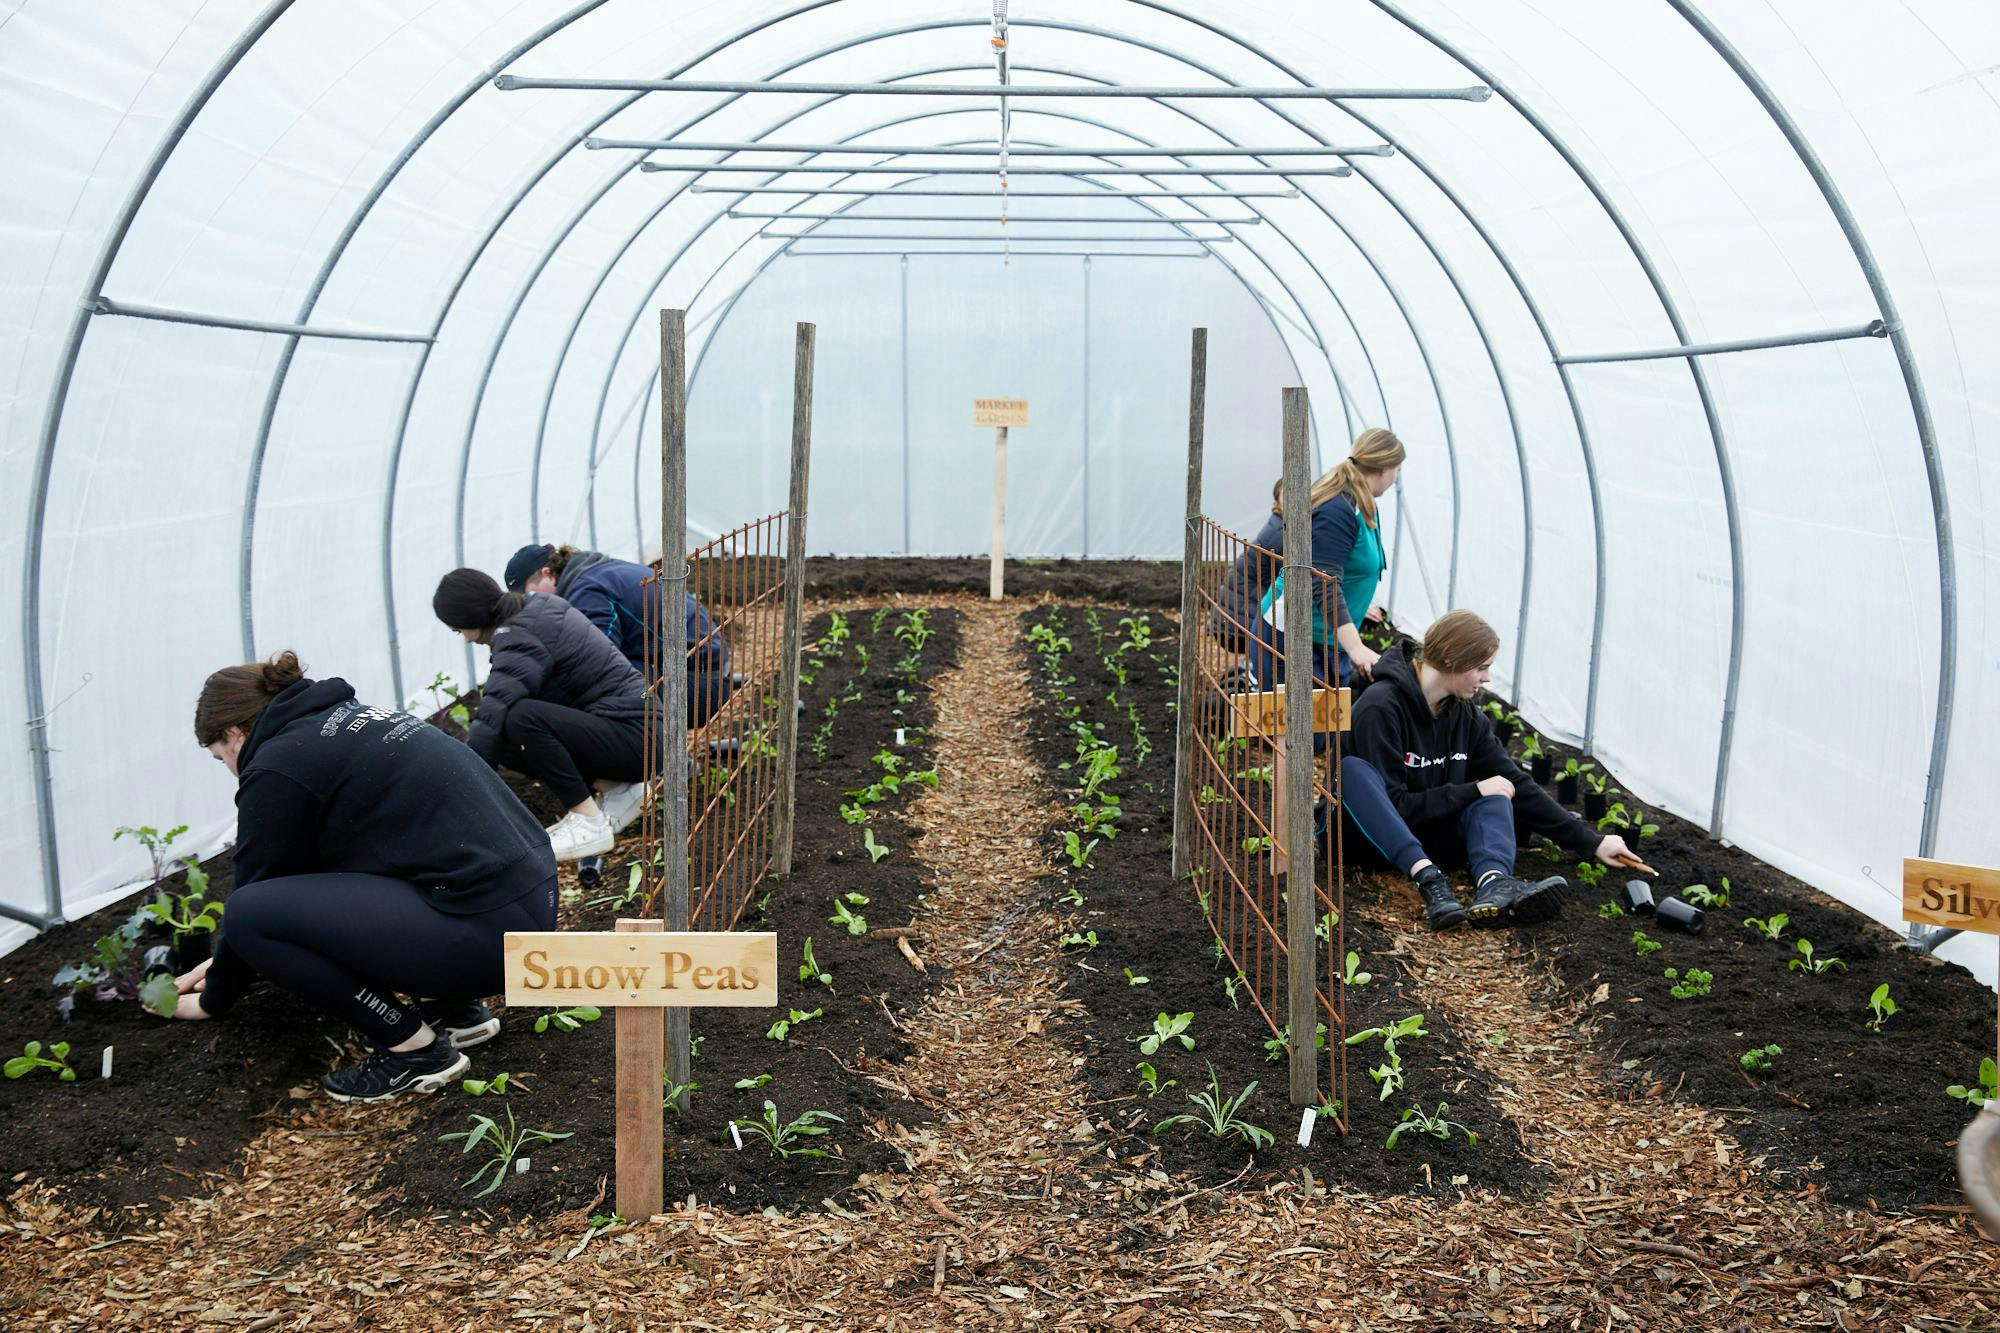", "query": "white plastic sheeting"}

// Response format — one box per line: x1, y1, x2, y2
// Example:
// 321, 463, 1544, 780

1, 0, 1995, 984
